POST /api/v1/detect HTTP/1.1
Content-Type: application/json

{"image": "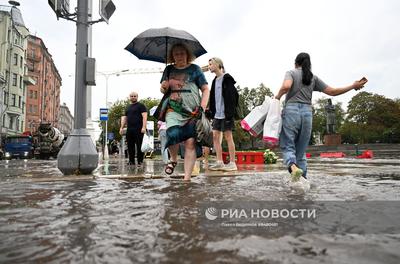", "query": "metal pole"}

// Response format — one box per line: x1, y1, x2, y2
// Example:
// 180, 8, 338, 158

103, 75, 109, 160
87, 0, 93, 121
57, 0, 98, 175
74, 0, 88, 129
